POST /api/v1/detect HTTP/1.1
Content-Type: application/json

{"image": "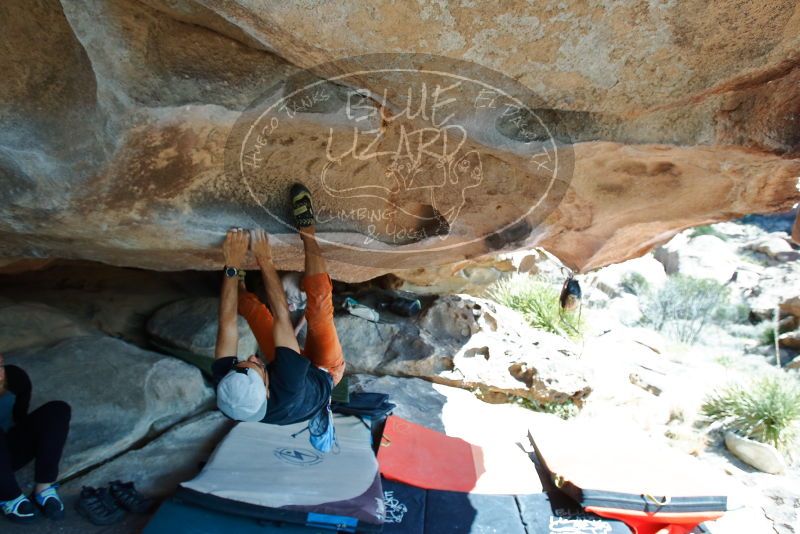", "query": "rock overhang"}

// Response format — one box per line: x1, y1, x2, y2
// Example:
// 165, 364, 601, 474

1, 0, 799, 281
